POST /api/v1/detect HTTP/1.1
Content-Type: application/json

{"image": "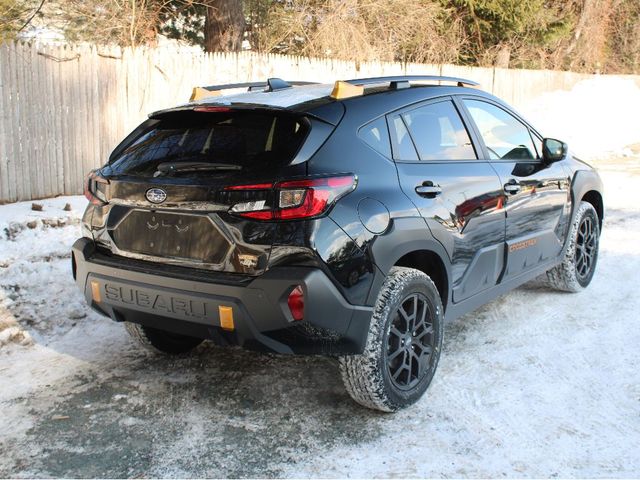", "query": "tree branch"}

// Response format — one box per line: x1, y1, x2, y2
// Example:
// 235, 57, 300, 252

17, 0, 46, 33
